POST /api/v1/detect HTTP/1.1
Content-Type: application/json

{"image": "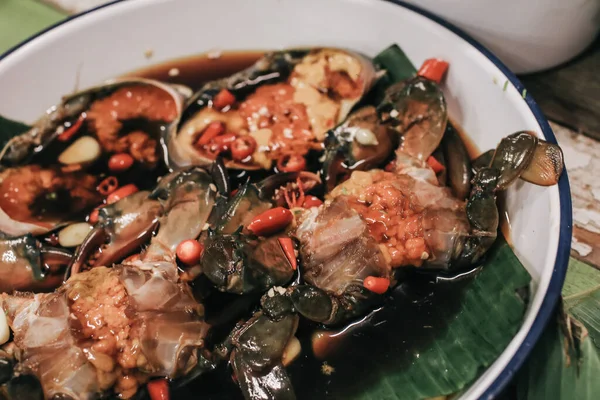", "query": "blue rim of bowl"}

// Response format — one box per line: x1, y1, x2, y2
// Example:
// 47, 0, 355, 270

0, 0, 573, 397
